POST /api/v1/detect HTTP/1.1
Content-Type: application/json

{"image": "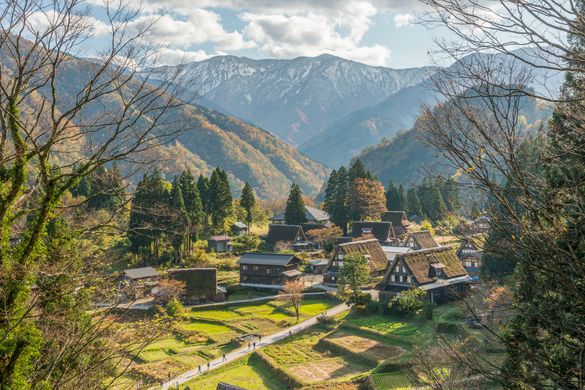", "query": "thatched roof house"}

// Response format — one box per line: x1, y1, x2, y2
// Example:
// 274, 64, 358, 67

382, 211, 410, 236
168, 268, 226, 304
351, 221, 397, 244
324, 238, 387, 285
405, 231, 439, 250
